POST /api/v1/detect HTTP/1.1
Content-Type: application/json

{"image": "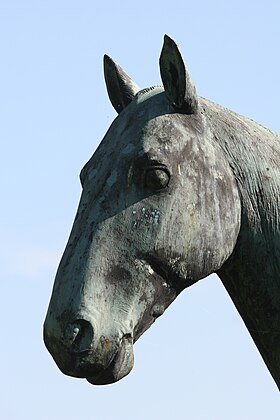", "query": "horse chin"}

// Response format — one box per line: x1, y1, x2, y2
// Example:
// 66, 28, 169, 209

86, 336, 134, 385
